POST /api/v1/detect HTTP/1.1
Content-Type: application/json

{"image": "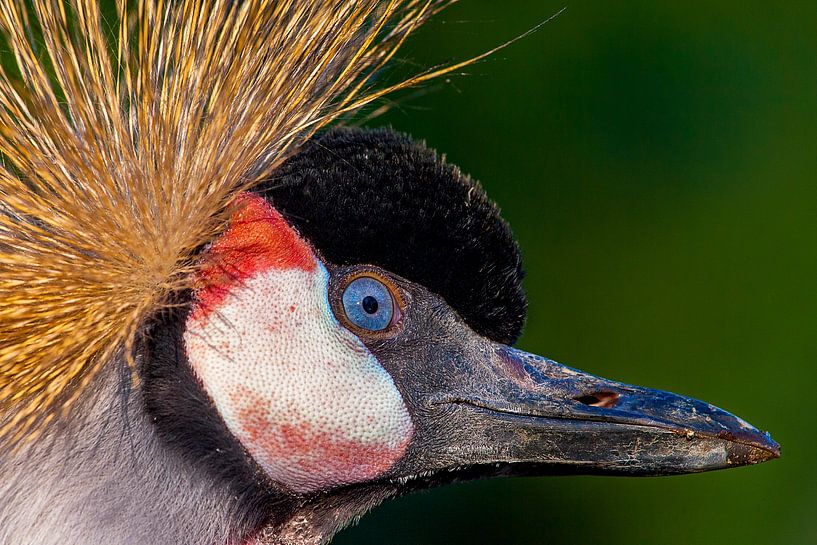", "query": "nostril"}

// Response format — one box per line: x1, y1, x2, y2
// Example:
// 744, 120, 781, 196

575, 391, 620, 409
